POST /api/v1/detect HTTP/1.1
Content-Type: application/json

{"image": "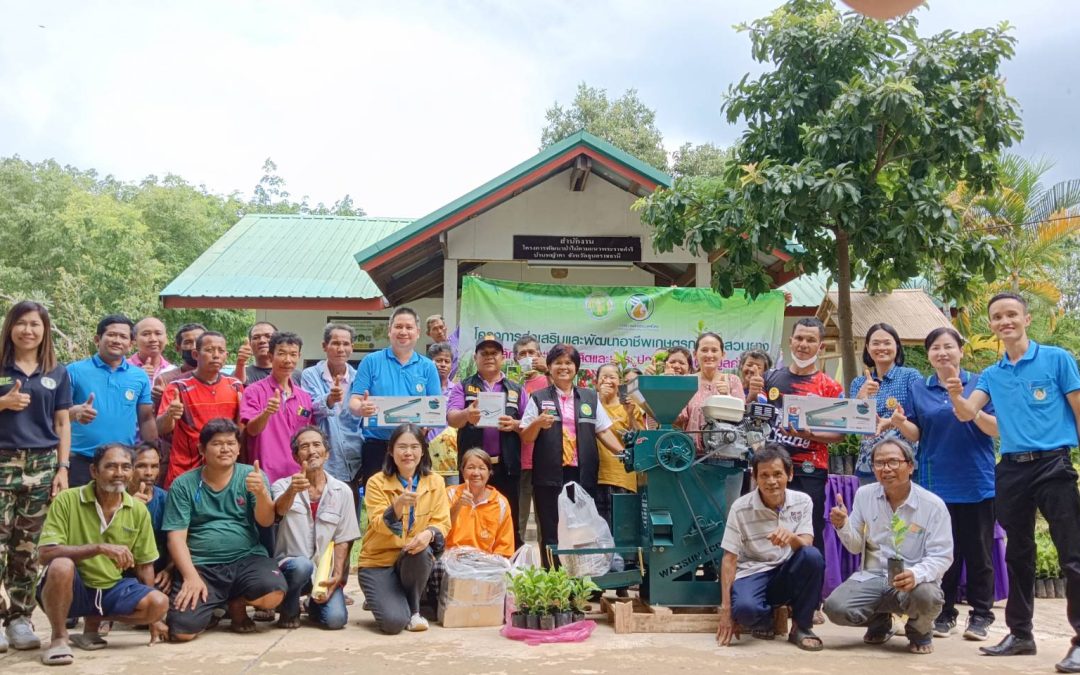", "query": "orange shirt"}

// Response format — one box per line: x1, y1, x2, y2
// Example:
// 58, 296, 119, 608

159, 374, 243, 487
445, 484, 515, 558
